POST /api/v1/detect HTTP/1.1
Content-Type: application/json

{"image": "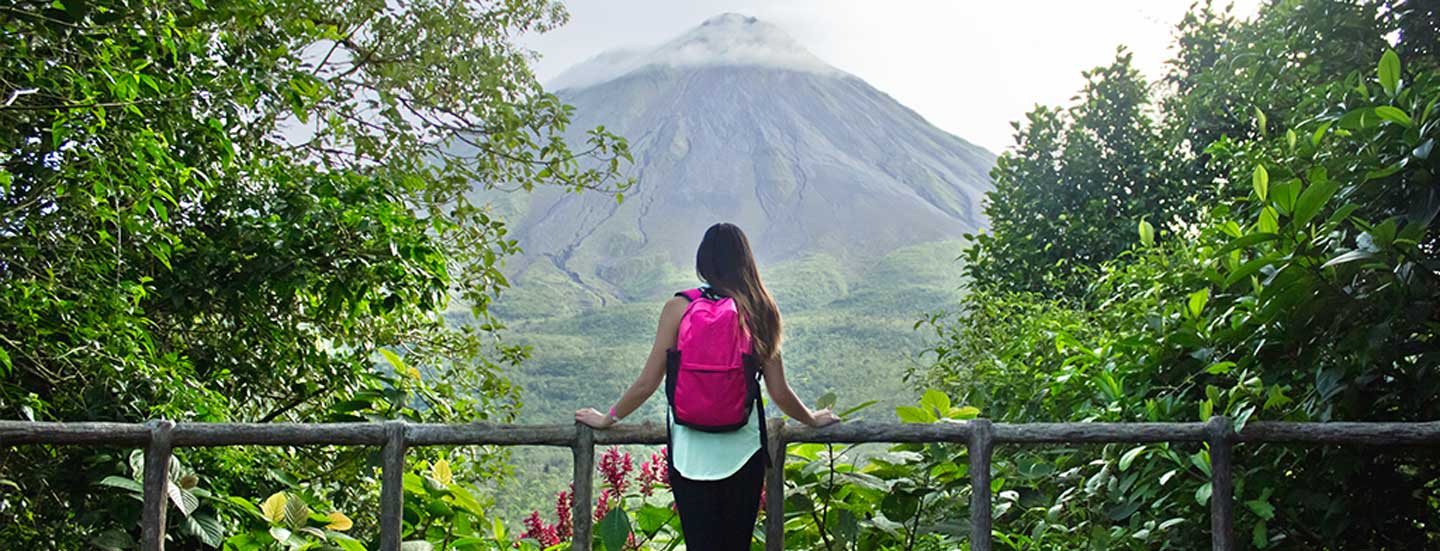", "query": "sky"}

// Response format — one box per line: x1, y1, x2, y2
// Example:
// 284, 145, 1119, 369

522, 0, 1262, 154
